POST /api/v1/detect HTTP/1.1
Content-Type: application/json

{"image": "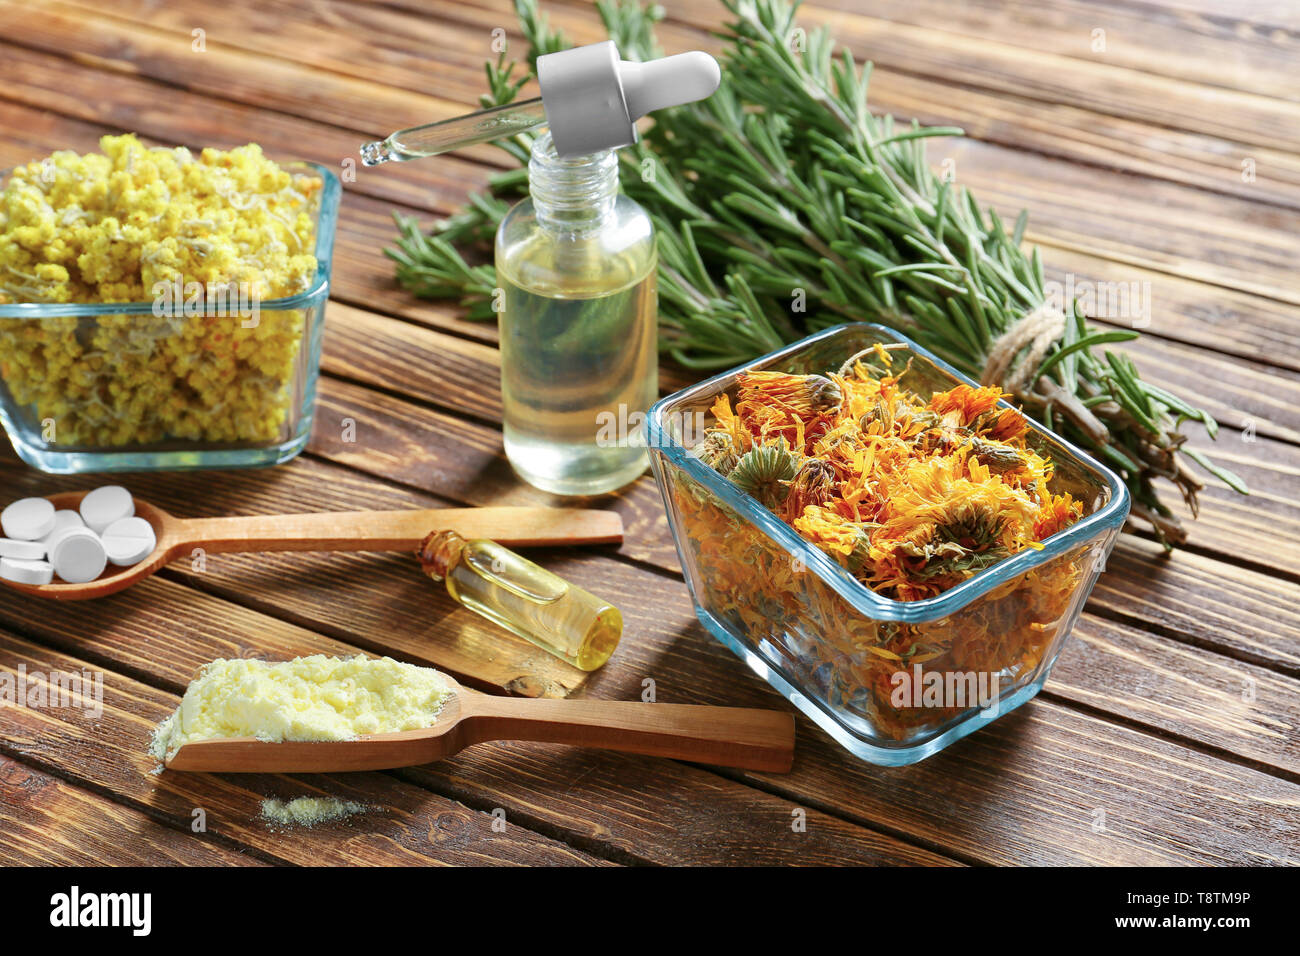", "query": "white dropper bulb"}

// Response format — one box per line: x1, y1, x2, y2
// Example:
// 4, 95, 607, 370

537, 41, 721, 157
618, 51, 722, 121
